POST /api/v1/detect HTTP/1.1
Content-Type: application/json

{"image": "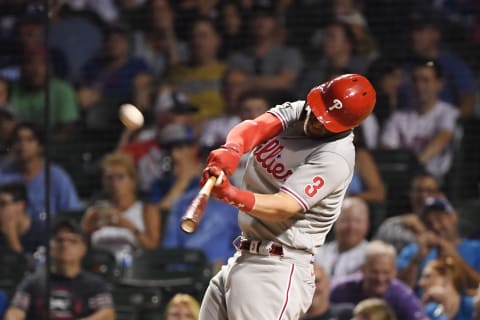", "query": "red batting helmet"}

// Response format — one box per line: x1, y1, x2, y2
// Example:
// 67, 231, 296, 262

307, 74, 376, 133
